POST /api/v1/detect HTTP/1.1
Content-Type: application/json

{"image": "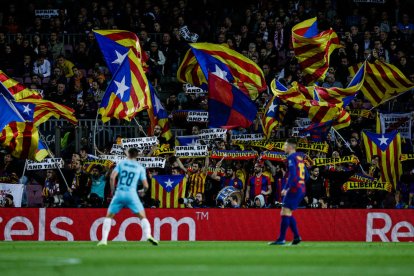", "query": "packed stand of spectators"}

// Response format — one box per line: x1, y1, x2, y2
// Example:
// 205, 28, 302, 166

0, 0, 414, 209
